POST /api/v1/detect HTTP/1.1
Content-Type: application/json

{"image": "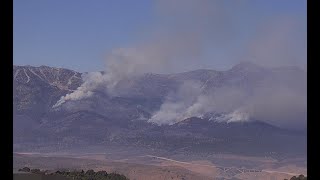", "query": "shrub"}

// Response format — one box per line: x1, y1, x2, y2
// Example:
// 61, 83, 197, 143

24, 167, 130, 180
287, 174, 307, 180
30, 169, 41, 174
86, 169, 95, 175
18, 167, 30, 172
